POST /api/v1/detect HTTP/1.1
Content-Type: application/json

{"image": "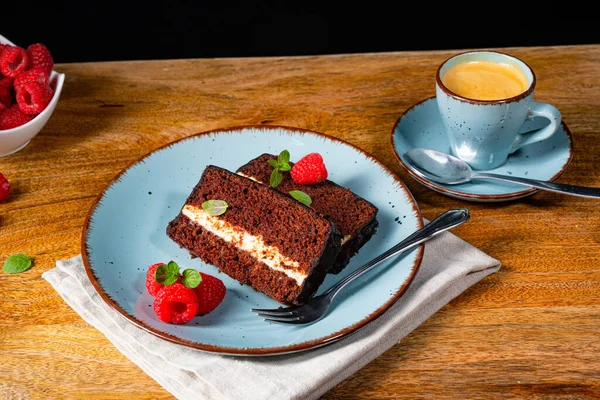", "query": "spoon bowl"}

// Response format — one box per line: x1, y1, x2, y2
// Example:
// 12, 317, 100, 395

403, 148, 474, 185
